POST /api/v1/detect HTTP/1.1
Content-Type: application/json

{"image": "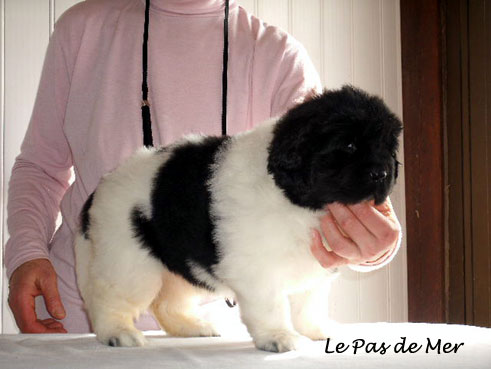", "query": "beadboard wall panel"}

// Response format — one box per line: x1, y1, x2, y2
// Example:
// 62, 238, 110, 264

0, 0, 4, 334
2, 0, 55, 335
1, 0, 407, 333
